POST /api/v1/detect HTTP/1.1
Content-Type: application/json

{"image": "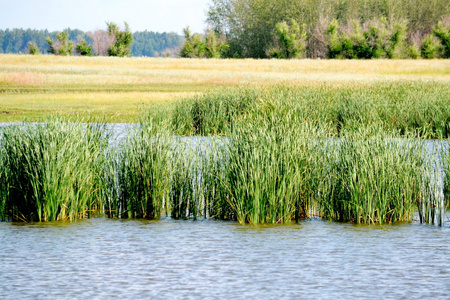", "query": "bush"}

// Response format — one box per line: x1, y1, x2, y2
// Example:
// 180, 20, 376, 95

325, 18, 408, 59
76, 39, 93, 56
46, 30, 73, 55
27, 41, 40, 55
180, 27, 229, 58
268, 19, 307, 59
433, 21, 450, 58
421, 34, 443, 58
